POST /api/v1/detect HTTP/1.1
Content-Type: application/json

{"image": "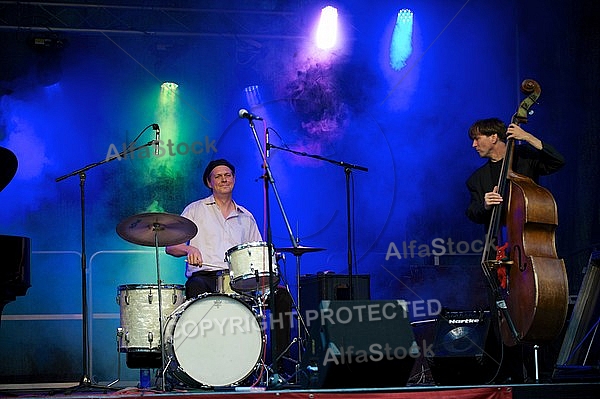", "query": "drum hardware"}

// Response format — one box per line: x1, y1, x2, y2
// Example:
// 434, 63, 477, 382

234, 245, 324, 387
260, 244, 324, 385
116, 212, 197, 391
106, 328, 124, 388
